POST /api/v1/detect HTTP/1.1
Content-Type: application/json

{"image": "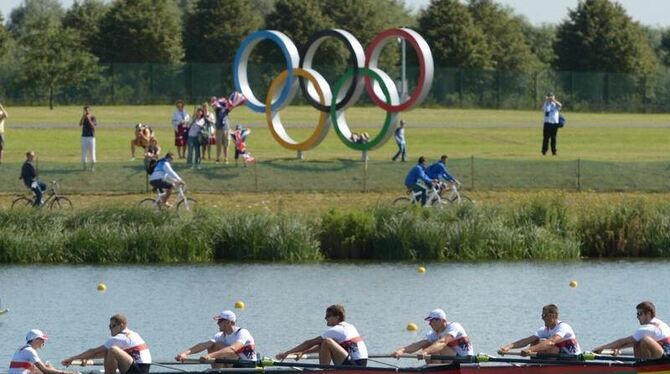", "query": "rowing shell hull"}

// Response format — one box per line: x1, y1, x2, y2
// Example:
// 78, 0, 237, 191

147, 358, 670, 374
